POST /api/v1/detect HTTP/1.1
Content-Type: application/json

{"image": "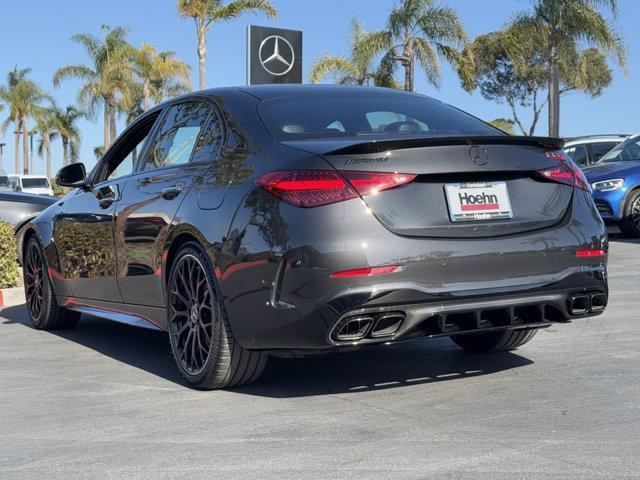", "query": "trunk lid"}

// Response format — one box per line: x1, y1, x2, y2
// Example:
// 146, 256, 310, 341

284, 136, 572, 238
